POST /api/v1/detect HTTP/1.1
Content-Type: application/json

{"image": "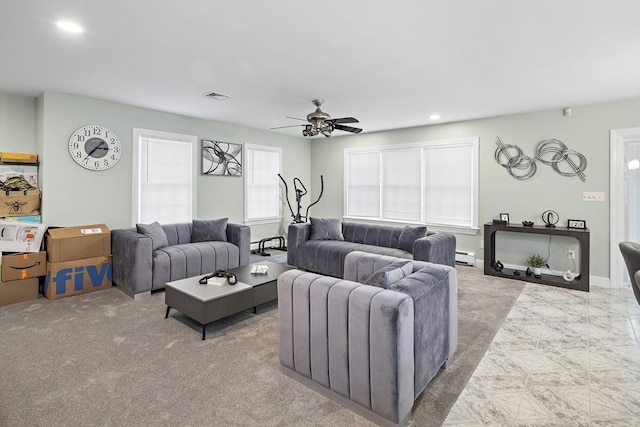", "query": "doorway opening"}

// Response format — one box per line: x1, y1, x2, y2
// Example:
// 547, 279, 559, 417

610, 127, 640, 287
